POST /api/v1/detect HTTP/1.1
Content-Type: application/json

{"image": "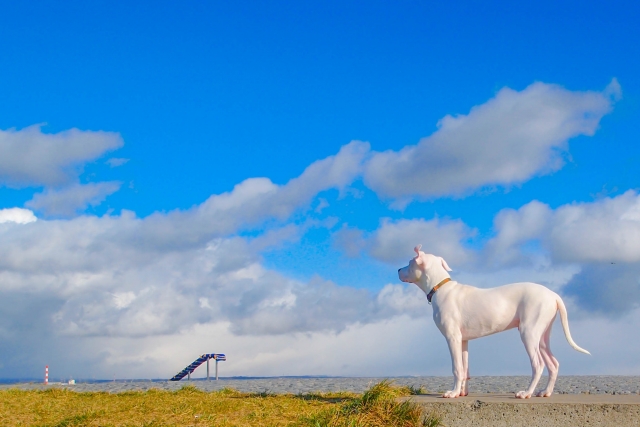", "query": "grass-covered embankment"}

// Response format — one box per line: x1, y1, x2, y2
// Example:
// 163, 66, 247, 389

0, 380, 441, 426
